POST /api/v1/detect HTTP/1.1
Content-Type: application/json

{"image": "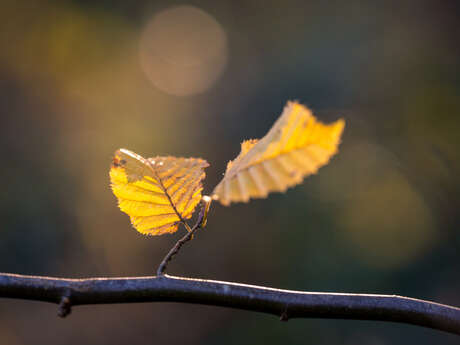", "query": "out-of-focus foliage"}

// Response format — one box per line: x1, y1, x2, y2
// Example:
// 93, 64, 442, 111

213, 102, 344, 205
110, 149, 208, 235
0, 0, 459, 345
